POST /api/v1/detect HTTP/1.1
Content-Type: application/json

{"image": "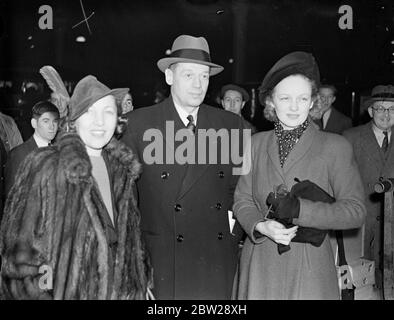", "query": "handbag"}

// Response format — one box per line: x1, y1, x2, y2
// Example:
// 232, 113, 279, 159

335, 230, 355, 300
